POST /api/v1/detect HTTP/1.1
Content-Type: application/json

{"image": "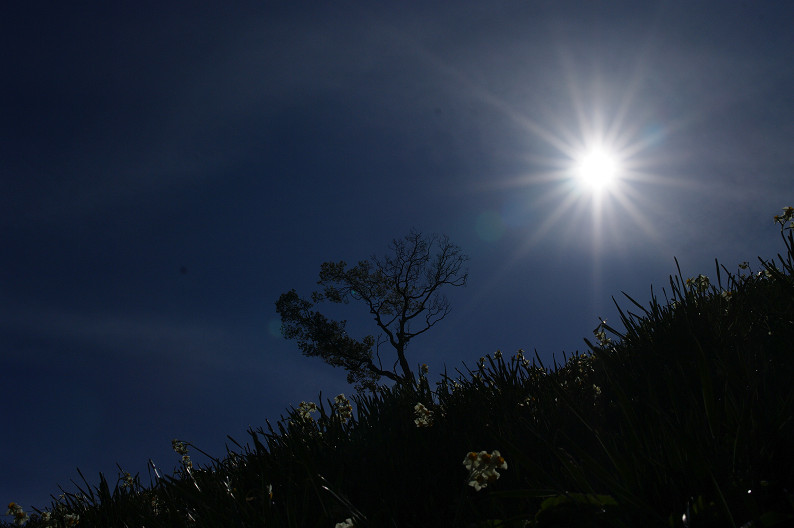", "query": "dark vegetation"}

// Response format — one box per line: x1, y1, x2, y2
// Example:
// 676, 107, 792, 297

276, 230, 469, 391
5, 210, 794, 527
